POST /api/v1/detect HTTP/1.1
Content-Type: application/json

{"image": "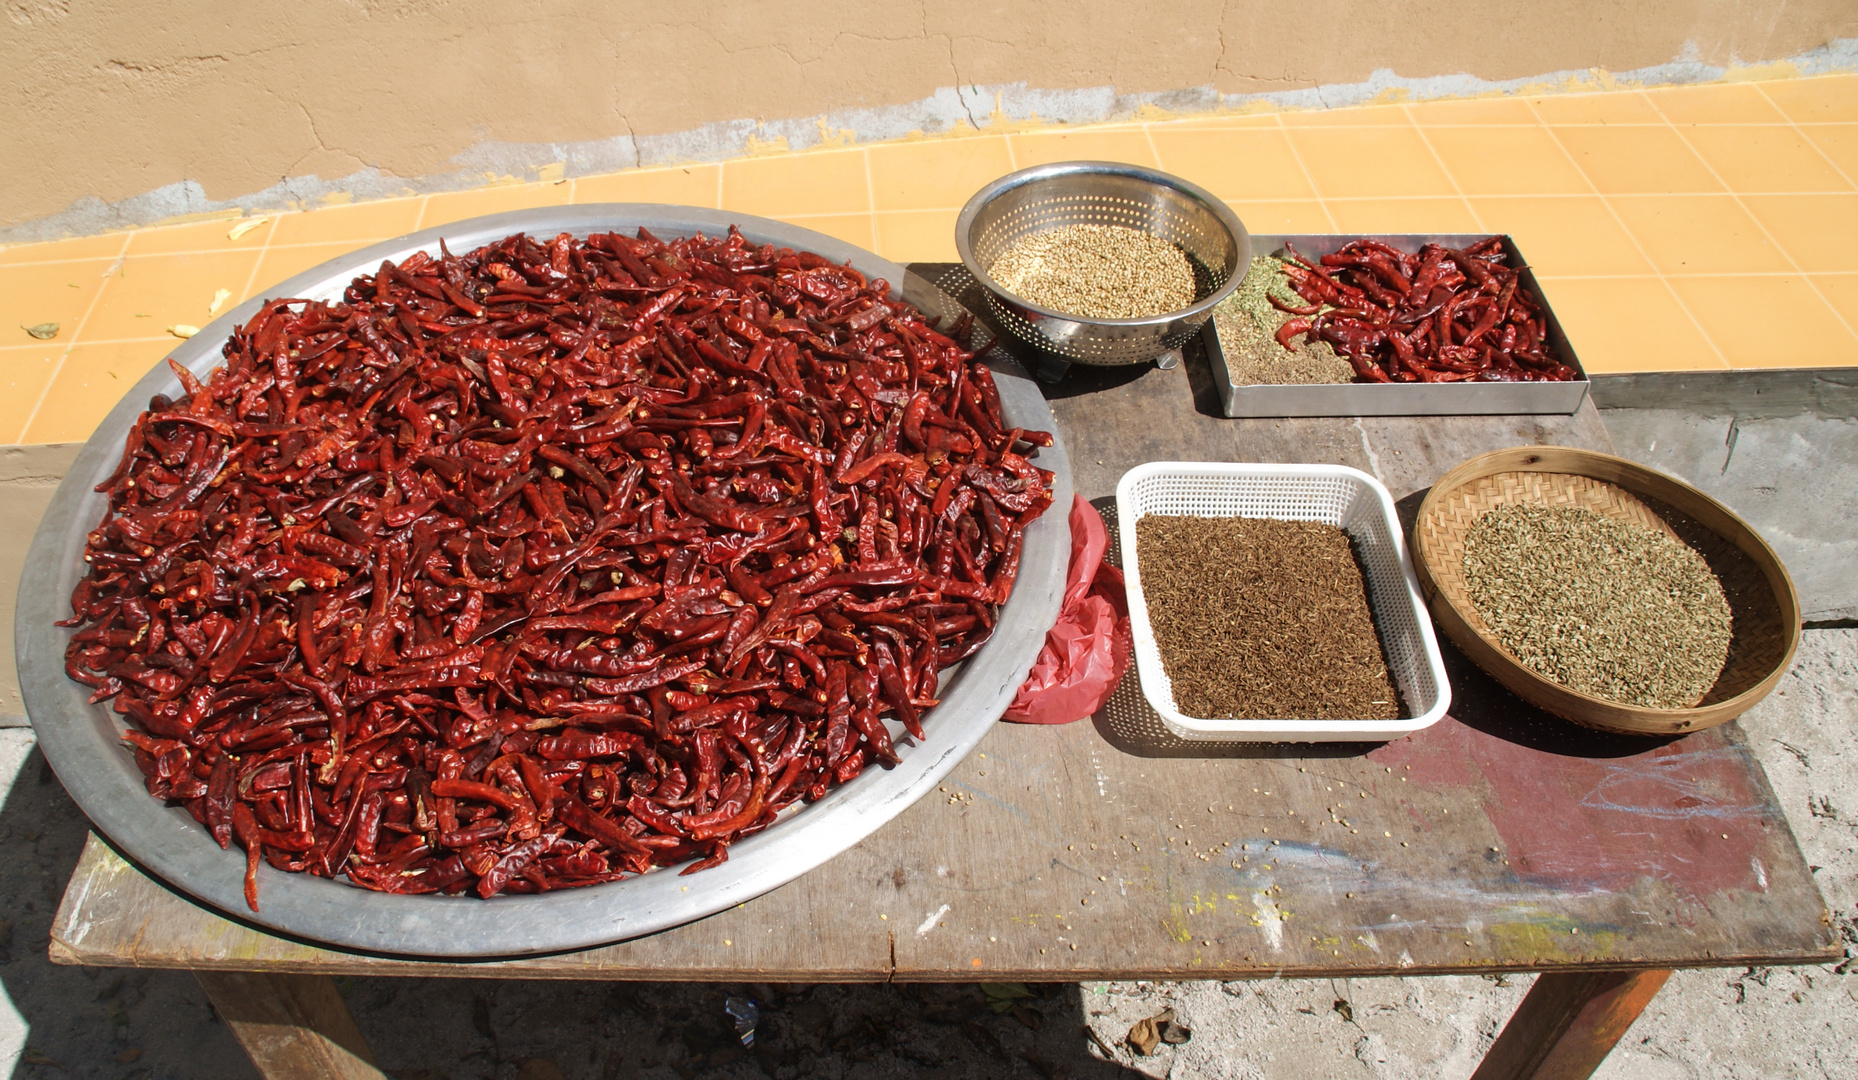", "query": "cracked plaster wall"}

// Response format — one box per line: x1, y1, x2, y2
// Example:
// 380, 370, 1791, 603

3, 0, 1857, 240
